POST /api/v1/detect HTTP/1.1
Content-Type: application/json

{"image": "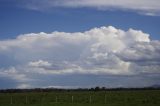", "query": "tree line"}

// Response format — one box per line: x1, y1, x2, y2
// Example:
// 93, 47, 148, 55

0, 86, 160, 93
